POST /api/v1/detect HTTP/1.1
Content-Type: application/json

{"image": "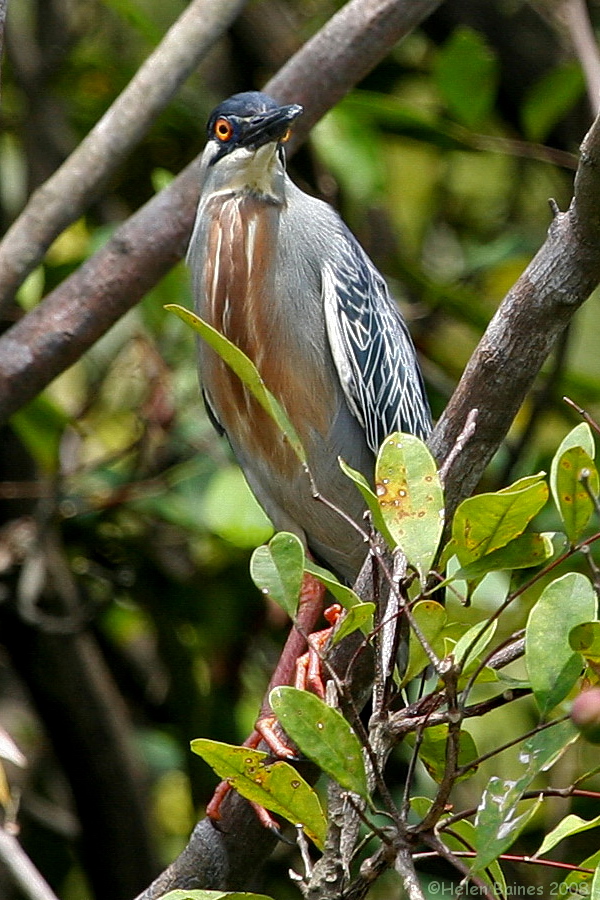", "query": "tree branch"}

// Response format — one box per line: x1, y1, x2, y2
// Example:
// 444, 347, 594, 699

561, 0, 600, 116
429, 108, 600, 520
0, 0, 6, 102
4, 1, 600, 895
0, 828, 60, 900
0, 0, 444, 427
0, 0, 248, 313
